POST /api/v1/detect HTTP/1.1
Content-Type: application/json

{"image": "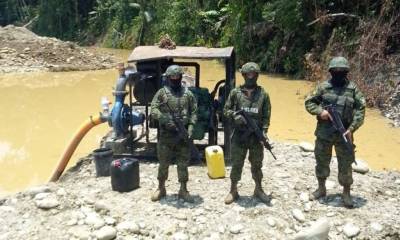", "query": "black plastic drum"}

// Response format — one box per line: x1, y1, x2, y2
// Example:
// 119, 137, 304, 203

110, 158, 140, 192
93, 148, 113, 177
